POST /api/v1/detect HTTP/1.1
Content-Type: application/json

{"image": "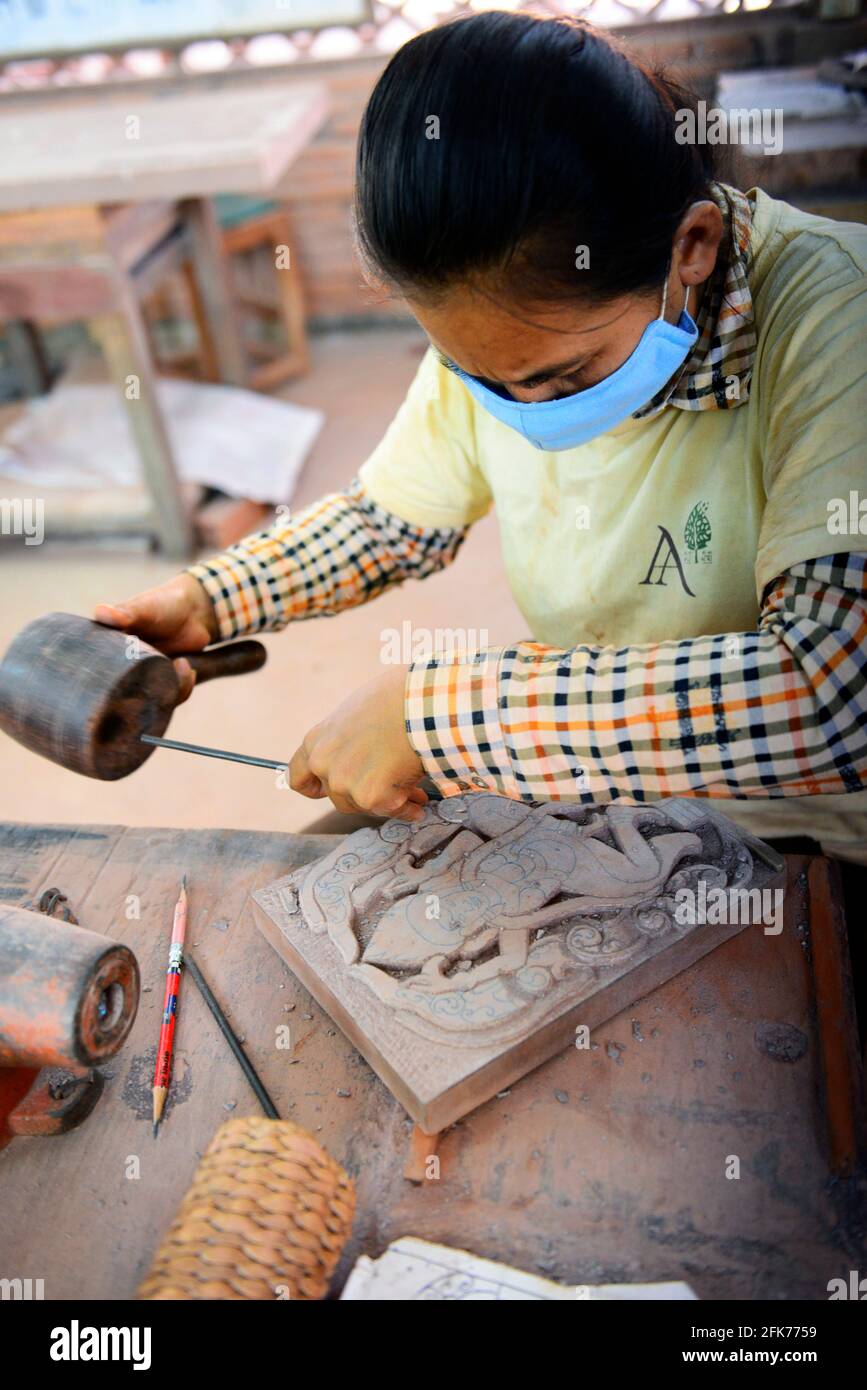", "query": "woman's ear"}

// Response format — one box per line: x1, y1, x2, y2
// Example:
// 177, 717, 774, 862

675, 199, 725, 289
